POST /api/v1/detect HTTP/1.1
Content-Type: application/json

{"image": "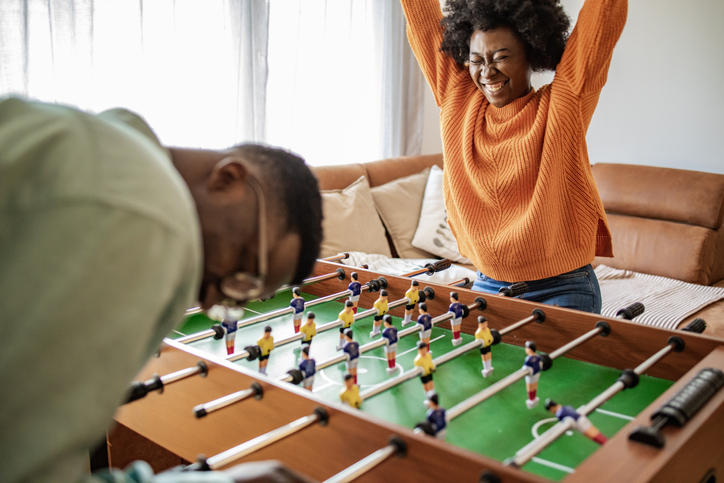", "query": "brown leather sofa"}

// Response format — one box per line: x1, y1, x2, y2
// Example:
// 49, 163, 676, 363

312, 154, 724, 338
